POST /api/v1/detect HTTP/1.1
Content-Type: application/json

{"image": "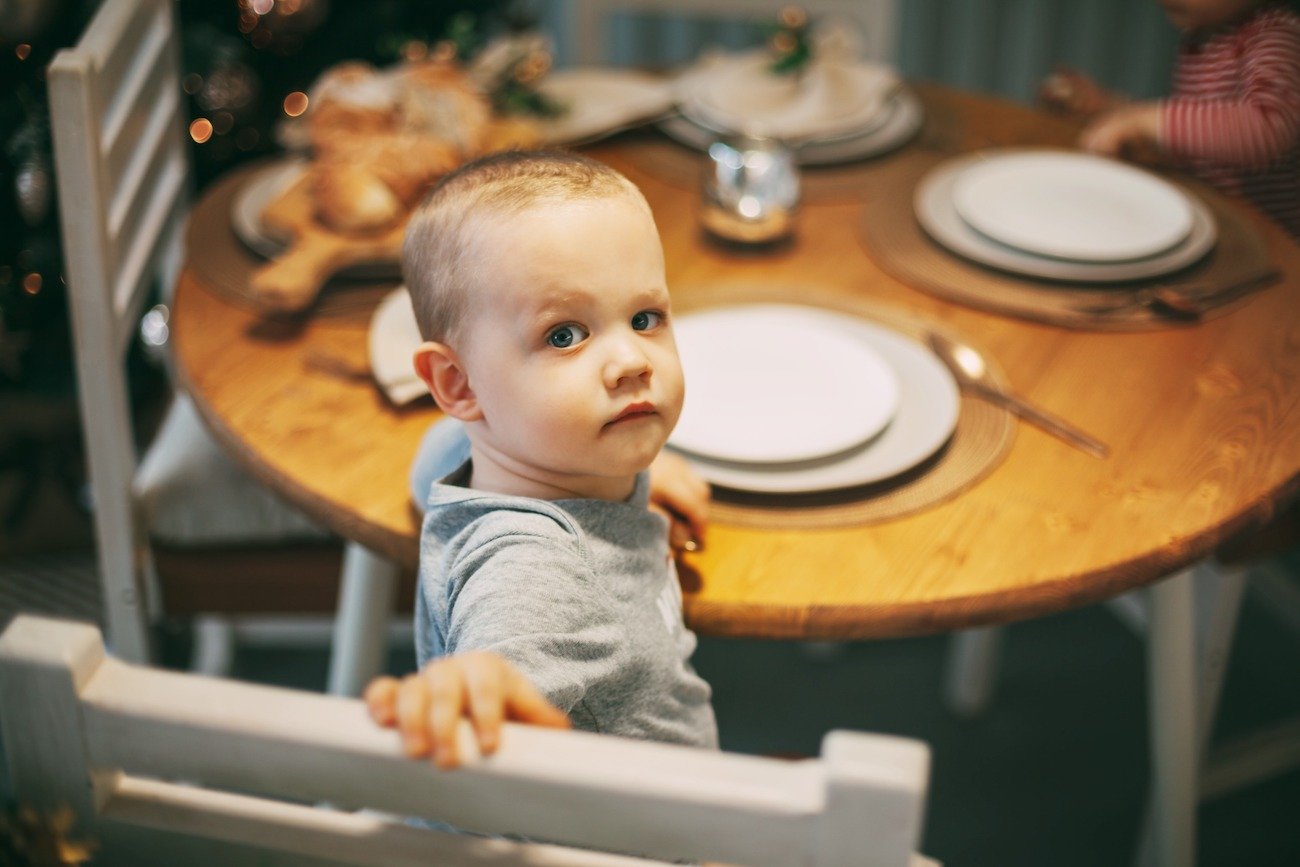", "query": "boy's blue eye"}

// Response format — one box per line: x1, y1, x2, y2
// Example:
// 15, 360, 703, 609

547, 324, 588, 348
631, 310, 663, 331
